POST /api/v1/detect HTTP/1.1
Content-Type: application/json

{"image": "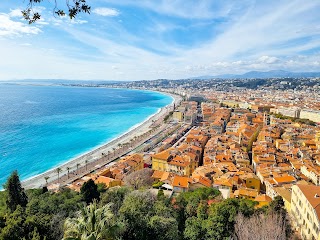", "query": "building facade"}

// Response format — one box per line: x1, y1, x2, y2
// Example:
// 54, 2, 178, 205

291, 185, 320, 240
